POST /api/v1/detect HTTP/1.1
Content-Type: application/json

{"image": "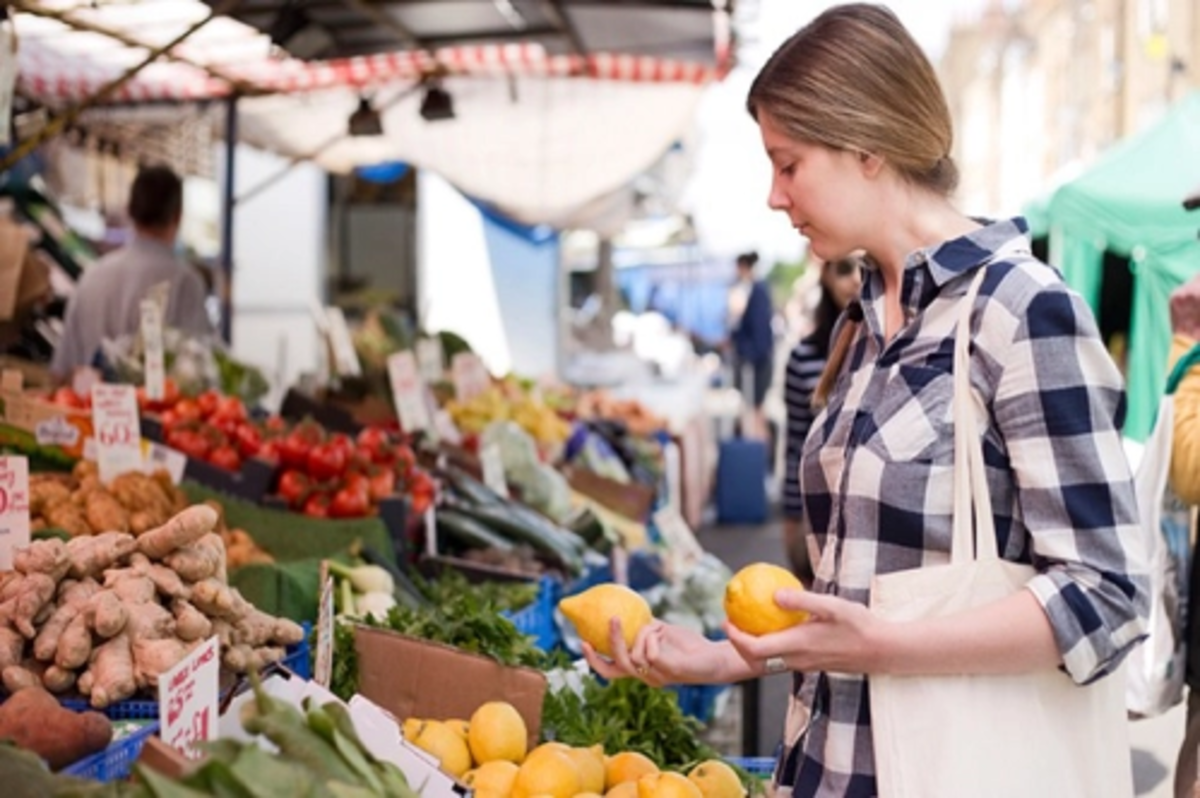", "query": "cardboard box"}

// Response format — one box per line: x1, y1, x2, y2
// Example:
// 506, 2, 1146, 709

353, 625, 547, 747
0, 371, 92, 460
562, 465, 656, 522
